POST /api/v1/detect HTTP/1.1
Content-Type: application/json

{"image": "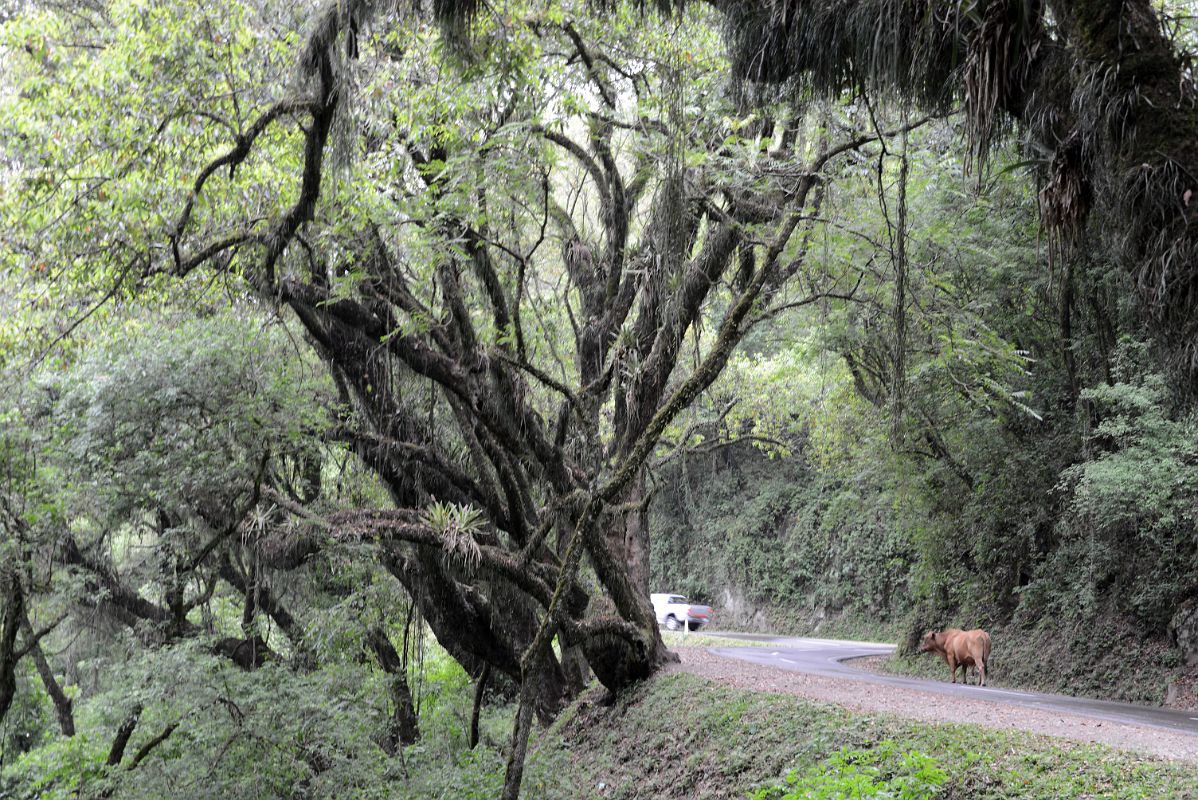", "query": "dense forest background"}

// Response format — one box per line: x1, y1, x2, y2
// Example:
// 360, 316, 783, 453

647, 125, 1198, 700
2, 0, 1198, 797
